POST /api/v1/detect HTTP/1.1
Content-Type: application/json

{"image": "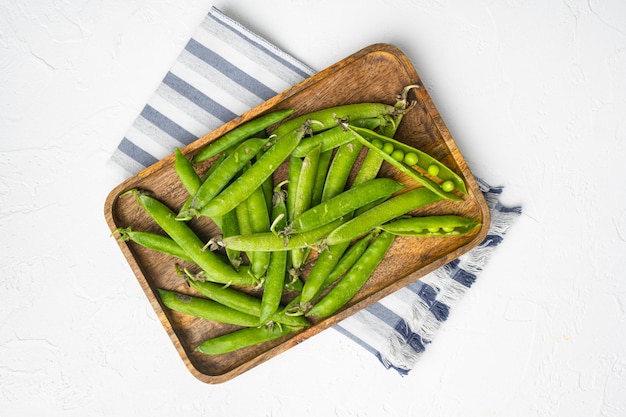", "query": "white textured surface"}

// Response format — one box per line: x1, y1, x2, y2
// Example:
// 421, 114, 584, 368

1, 0, 625, 415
